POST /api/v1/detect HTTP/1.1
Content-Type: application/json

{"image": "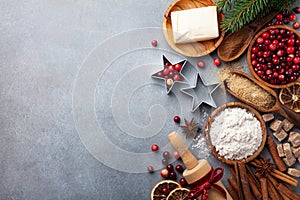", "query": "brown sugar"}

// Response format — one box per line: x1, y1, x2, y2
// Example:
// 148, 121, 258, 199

225, 74, 276, 110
